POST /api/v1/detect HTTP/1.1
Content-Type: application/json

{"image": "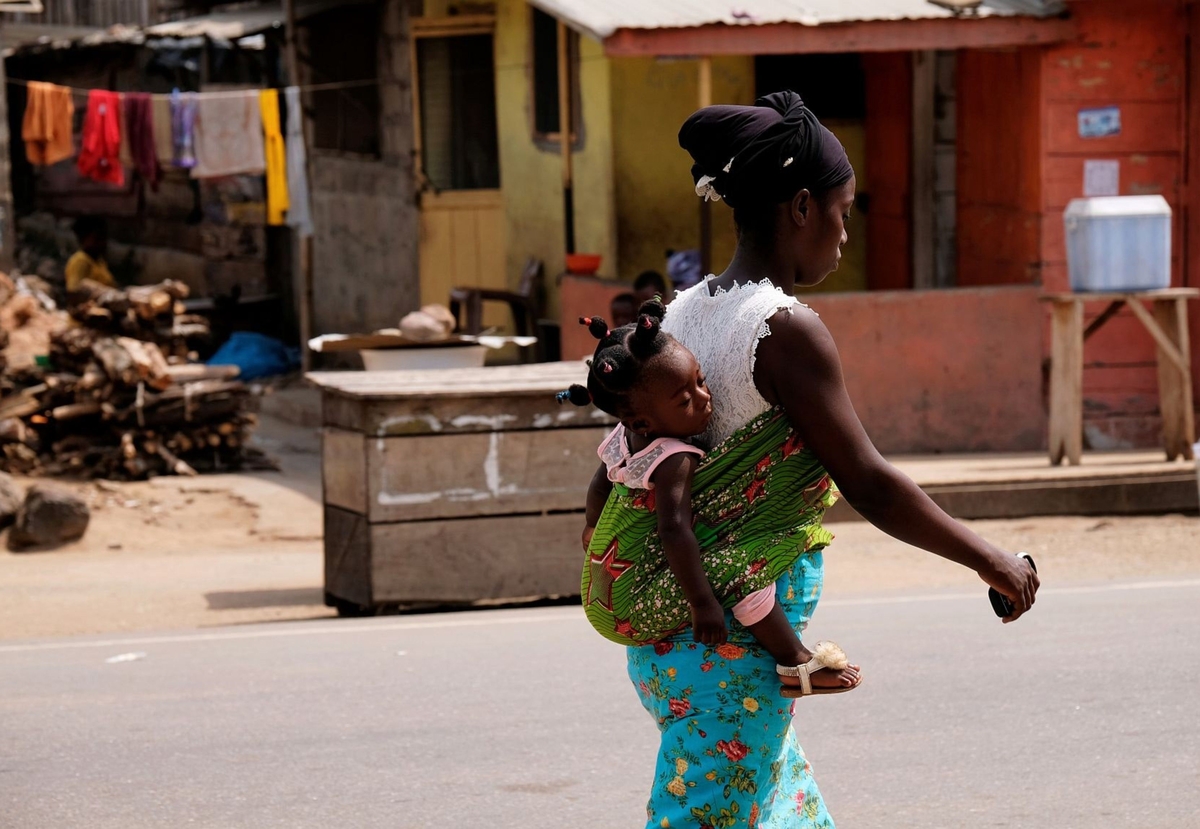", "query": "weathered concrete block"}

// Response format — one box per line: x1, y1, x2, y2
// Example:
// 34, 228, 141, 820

7, 484, 89, 550
0, 472, 22, 530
